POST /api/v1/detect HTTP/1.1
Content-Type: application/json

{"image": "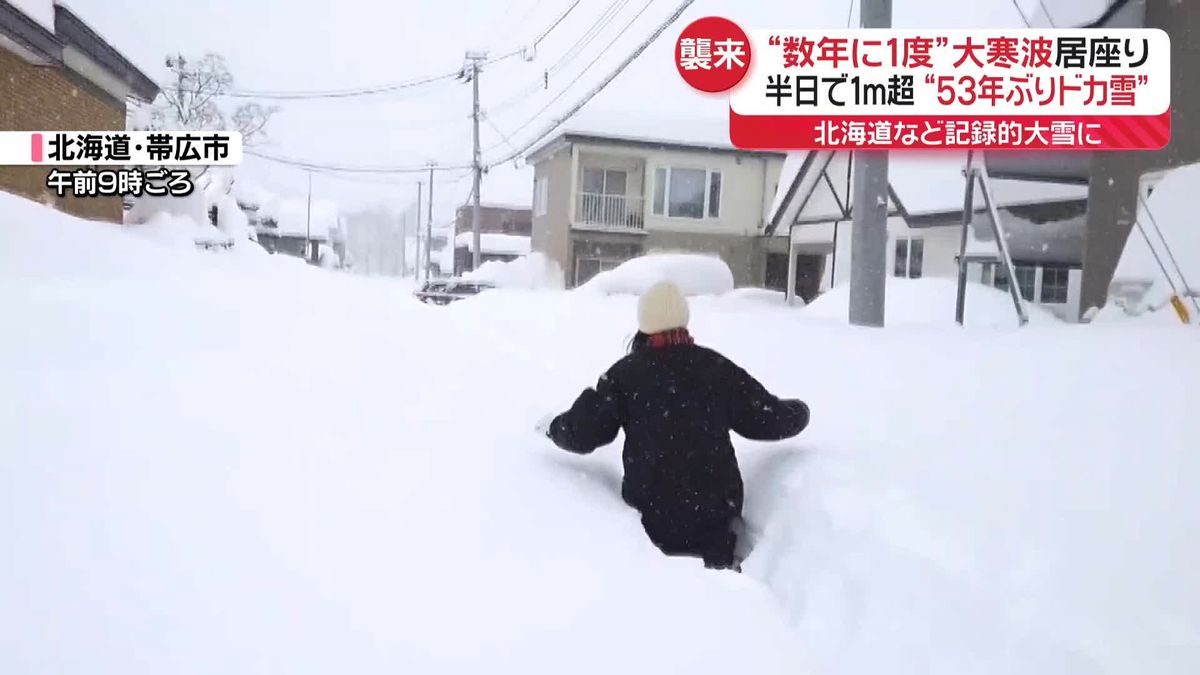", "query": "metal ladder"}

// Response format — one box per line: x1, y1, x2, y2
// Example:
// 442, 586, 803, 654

954, 151, 1030, 326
